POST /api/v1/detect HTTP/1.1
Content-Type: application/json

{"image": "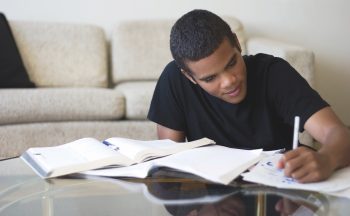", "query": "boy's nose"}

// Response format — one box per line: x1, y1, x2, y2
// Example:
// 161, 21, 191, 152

220, 72, 237, 88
